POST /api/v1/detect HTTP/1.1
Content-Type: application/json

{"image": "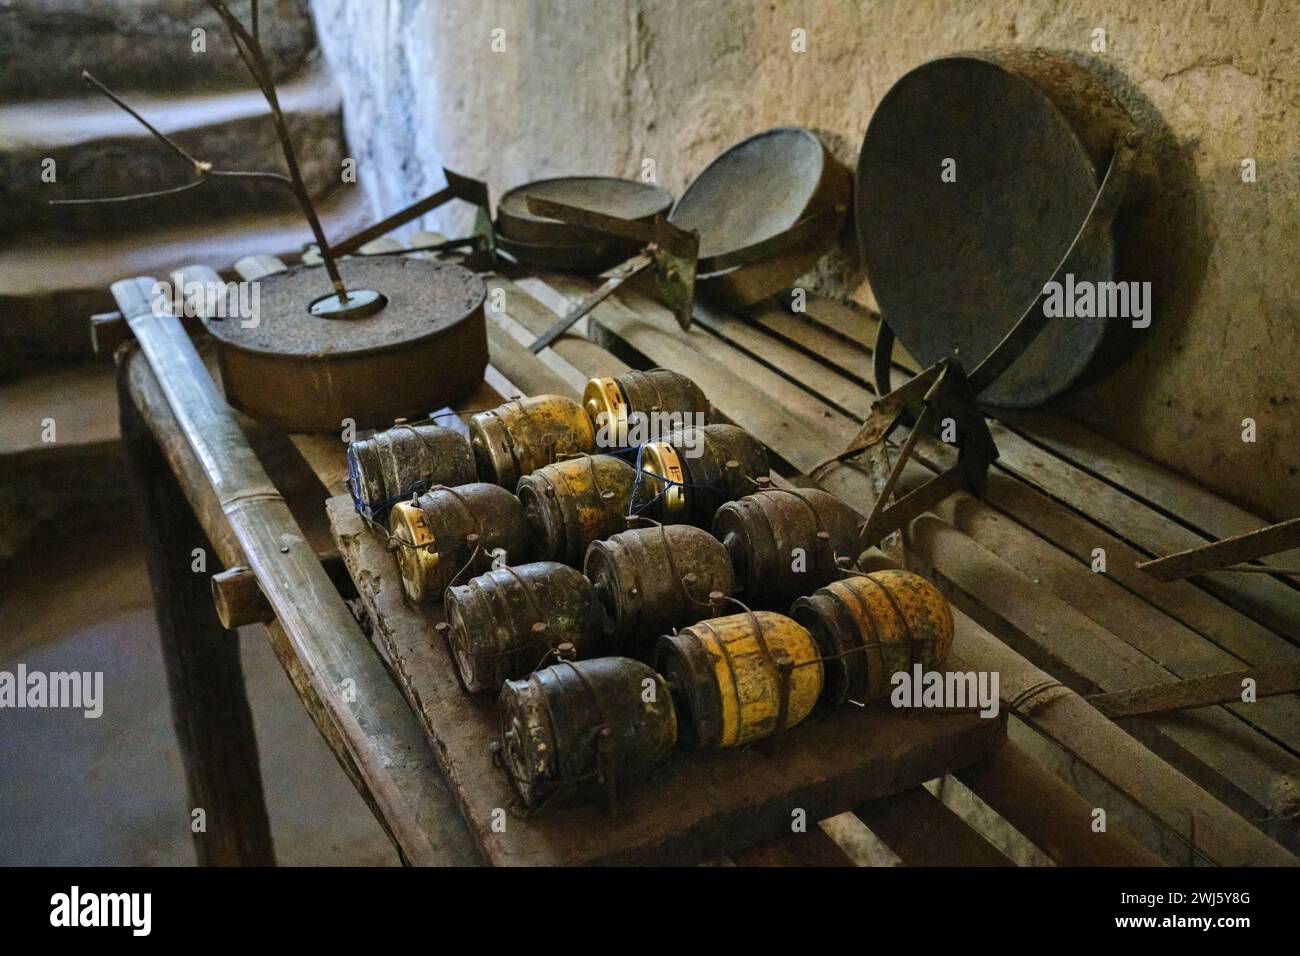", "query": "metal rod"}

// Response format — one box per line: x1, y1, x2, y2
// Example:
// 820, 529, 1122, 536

528, 253, 653, 354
